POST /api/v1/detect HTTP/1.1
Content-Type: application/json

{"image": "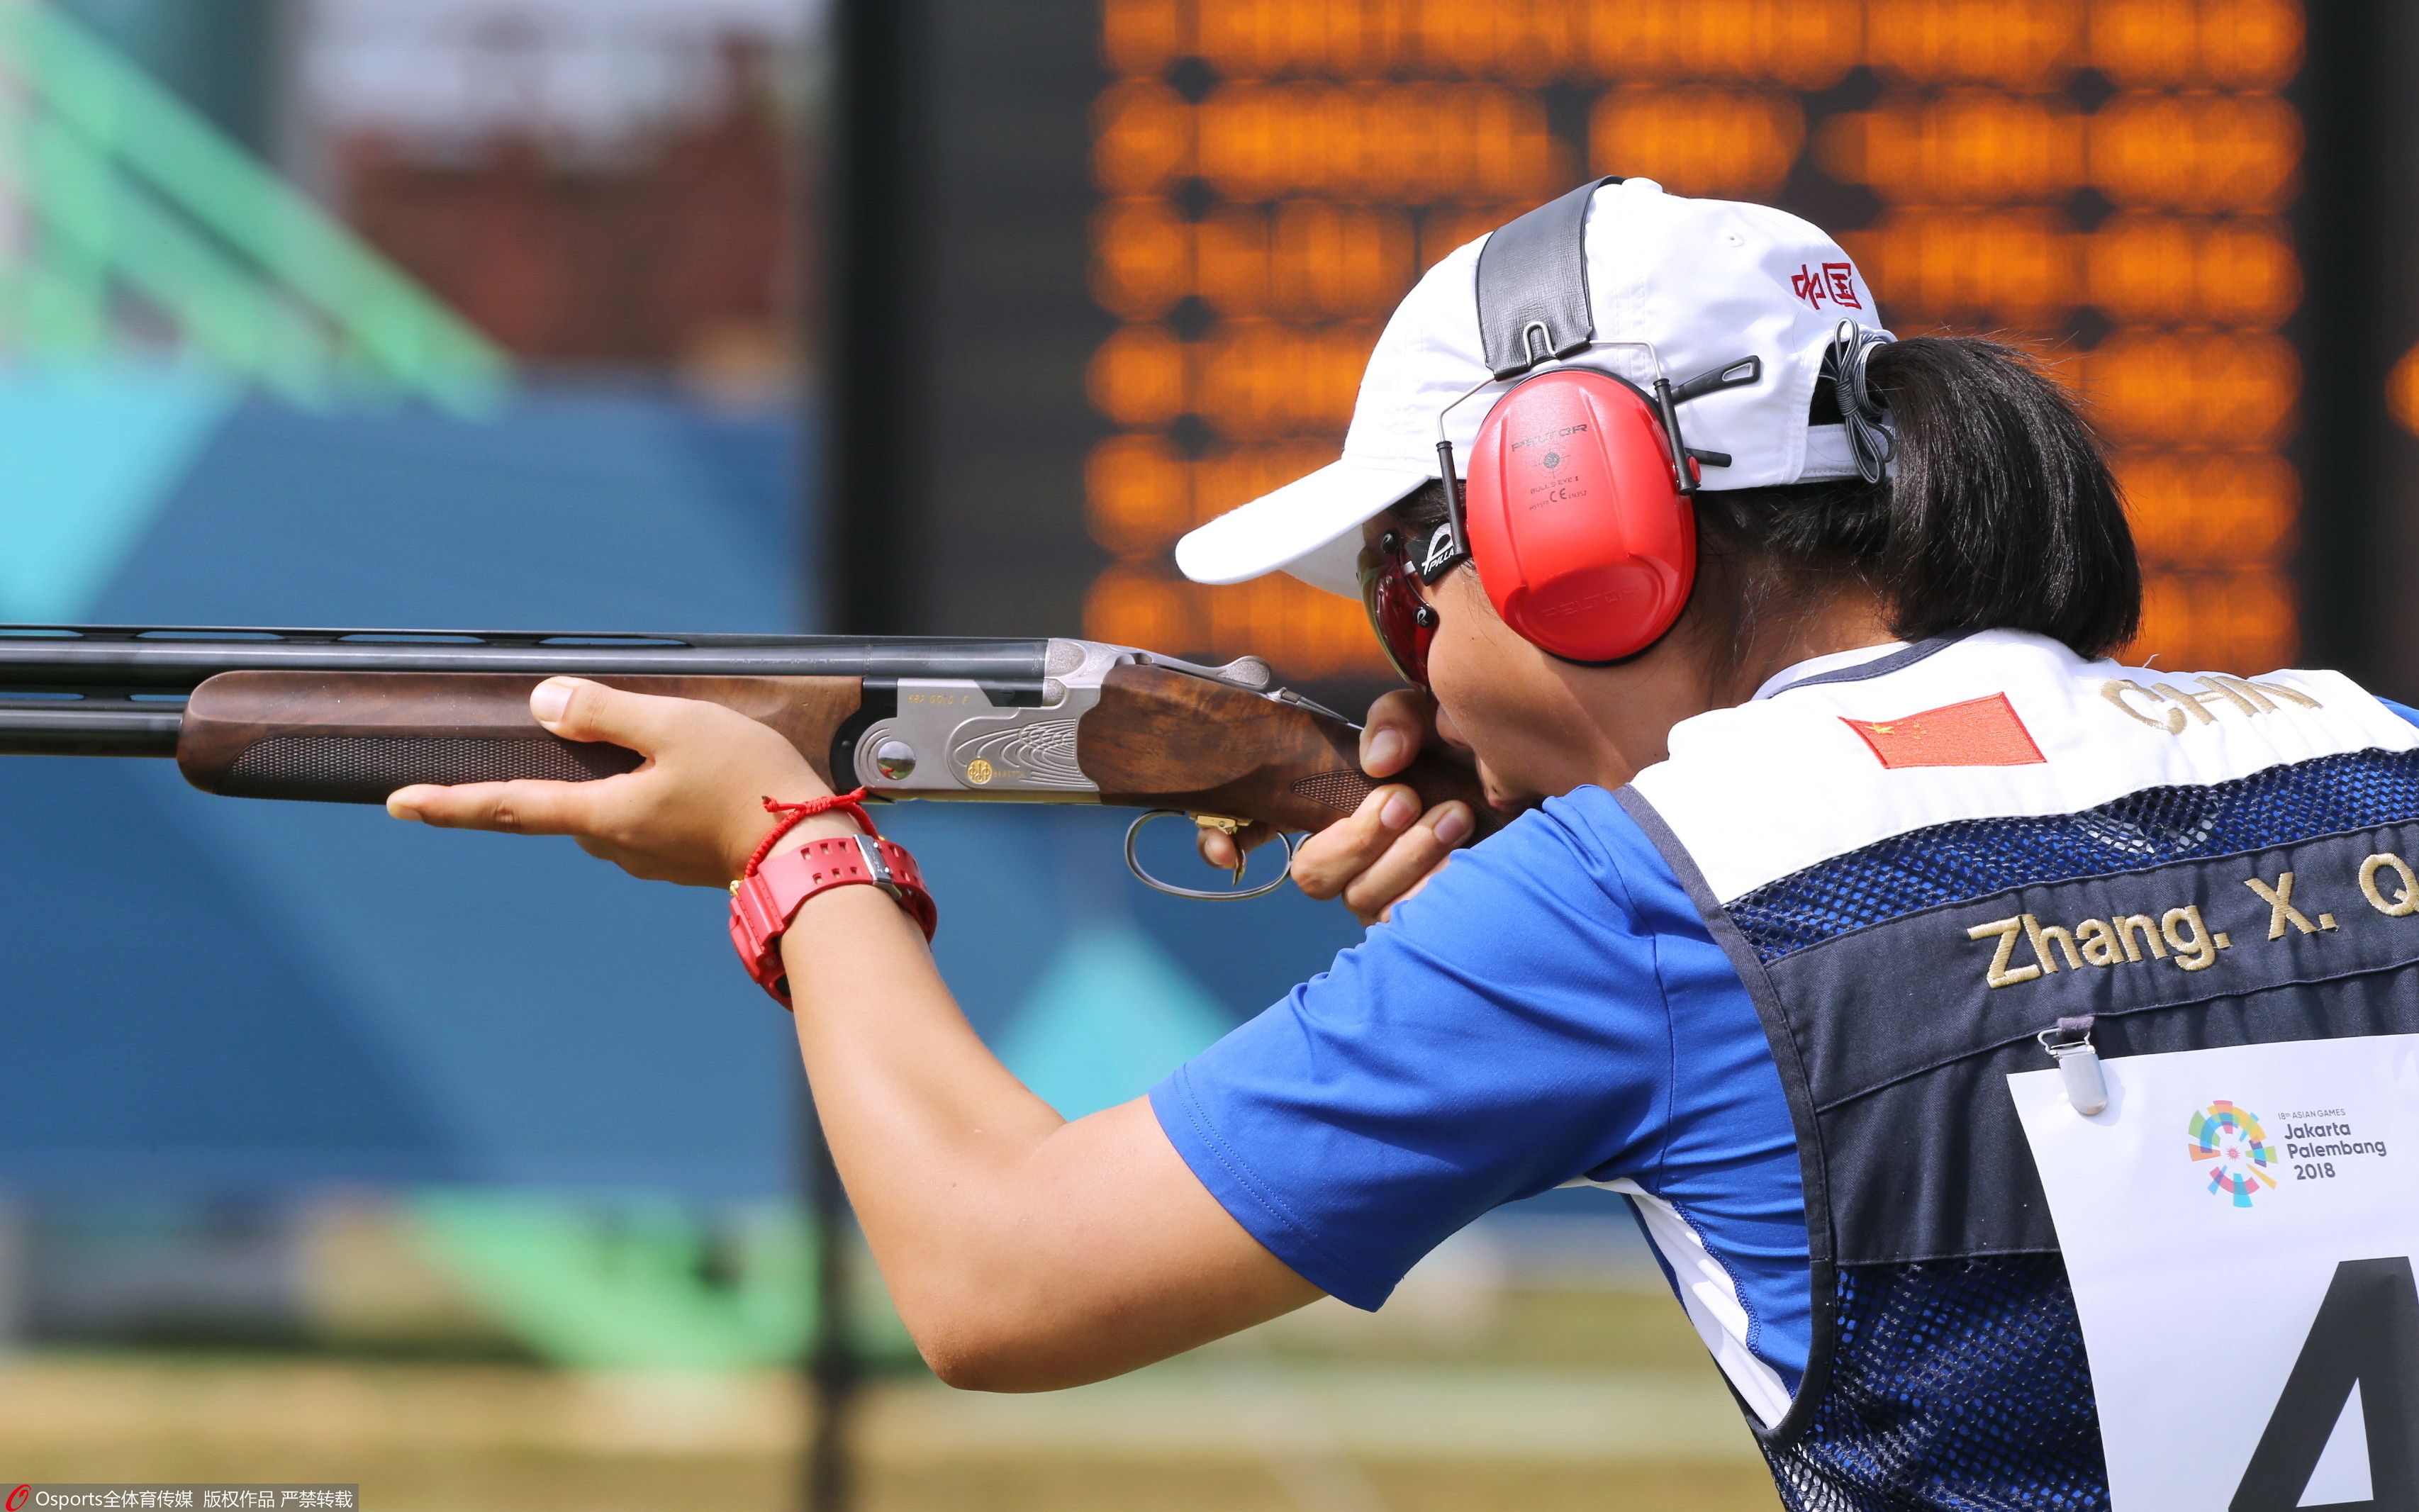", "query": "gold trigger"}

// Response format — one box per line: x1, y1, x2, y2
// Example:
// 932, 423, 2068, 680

1193, 814, 1248, 885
